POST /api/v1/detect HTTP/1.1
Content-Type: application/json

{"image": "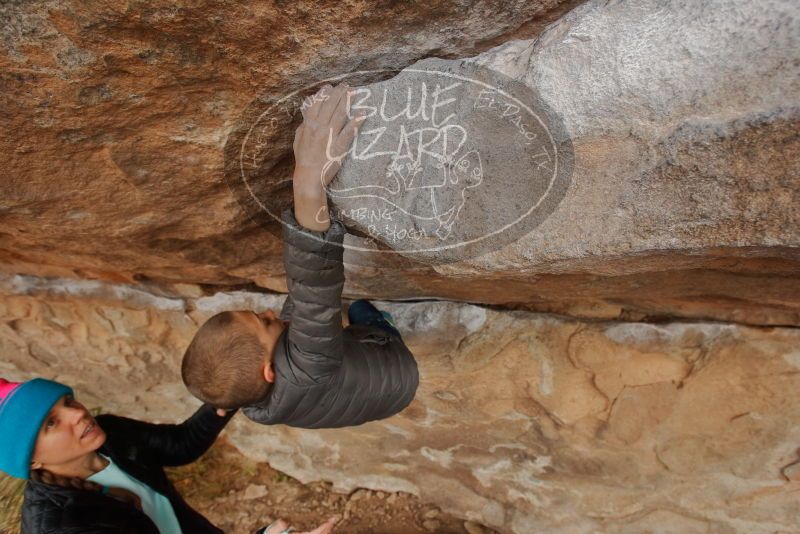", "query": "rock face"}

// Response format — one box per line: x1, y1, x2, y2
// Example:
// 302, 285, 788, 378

0, 0, 576, 284
1, 0, 798, 326
2, 274, 799, 533
230, 0, 800, 325
330, 1, 800, 271
2, 0, 800, 533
